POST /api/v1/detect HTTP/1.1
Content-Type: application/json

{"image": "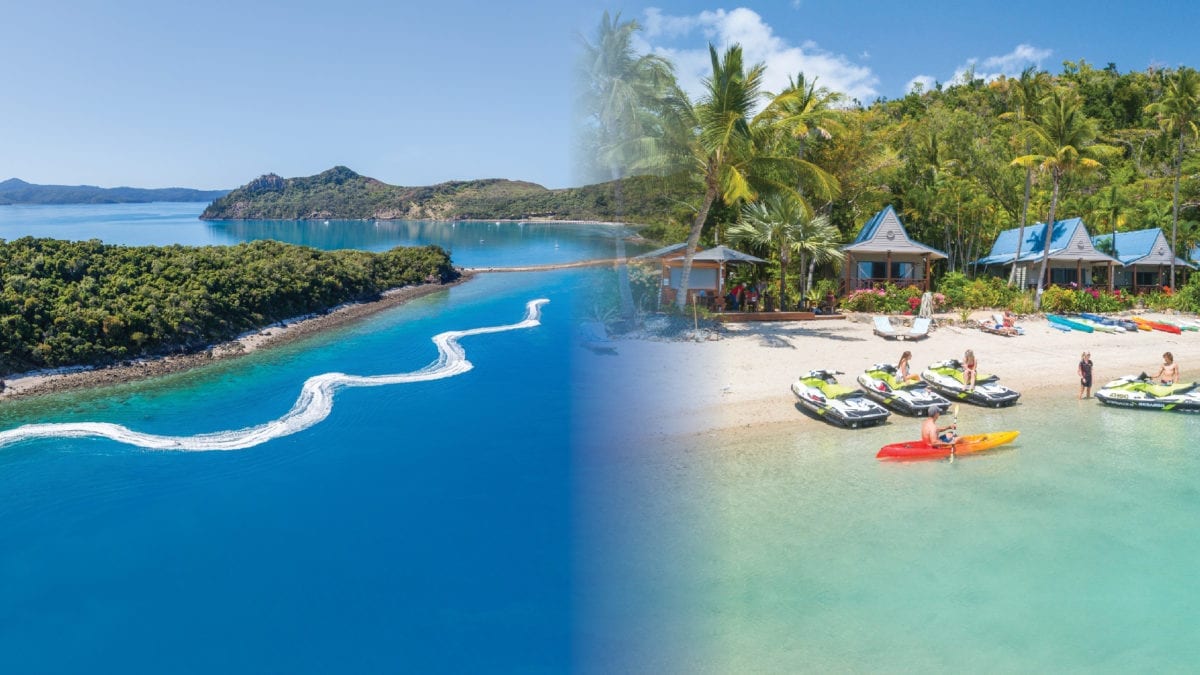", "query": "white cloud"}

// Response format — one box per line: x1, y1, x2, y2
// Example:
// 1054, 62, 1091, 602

638, 7, 879, 105
907, 75, 936, 94
947, 43, 1053, 85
